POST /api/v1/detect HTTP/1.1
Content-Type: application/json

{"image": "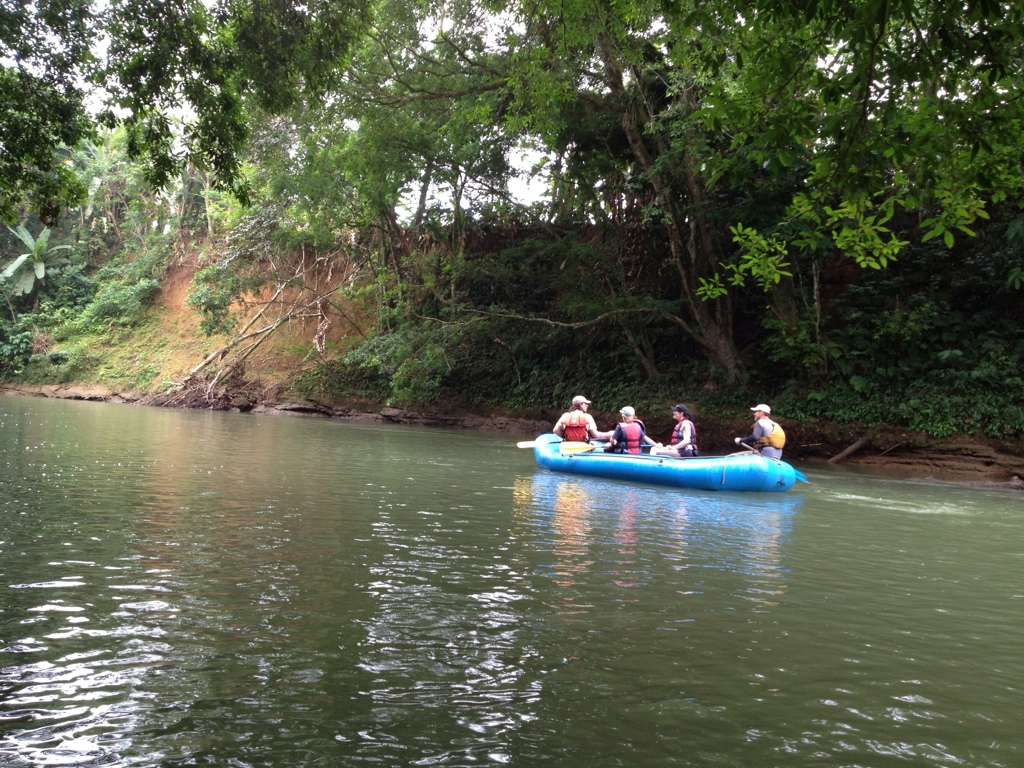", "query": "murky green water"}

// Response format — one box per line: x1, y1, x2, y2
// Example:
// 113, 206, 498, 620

1, 396, 1021, 767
